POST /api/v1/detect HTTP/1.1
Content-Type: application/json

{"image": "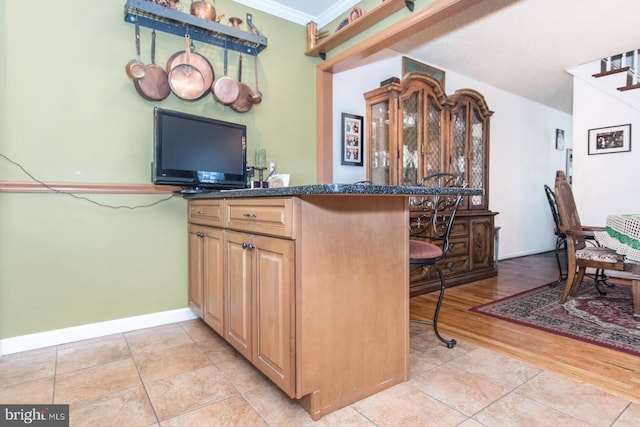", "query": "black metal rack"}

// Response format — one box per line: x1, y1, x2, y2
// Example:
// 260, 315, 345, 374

124, 0, 267, 55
